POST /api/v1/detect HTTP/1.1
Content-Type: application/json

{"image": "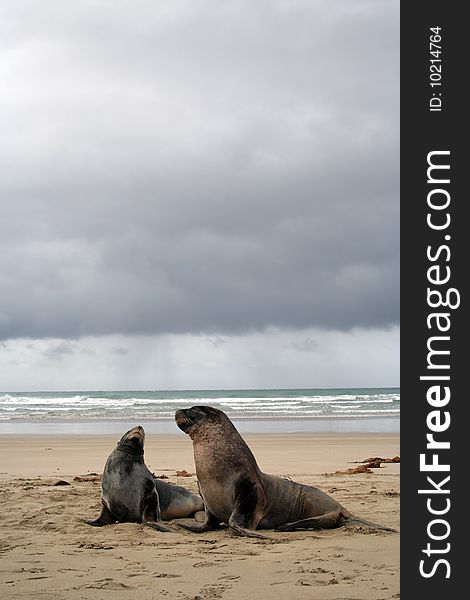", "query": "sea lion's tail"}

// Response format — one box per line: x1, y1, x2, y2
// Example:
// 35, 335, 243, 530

341, 515, 398, 533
